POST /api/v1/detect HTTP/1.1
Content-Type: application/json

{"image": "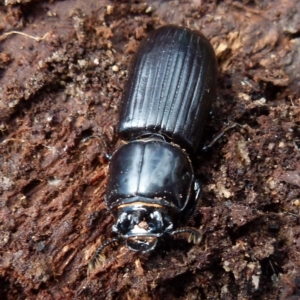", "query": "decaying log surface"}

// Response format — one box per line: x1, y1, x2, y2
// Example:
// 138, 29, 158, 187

1, 1, 300, 299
